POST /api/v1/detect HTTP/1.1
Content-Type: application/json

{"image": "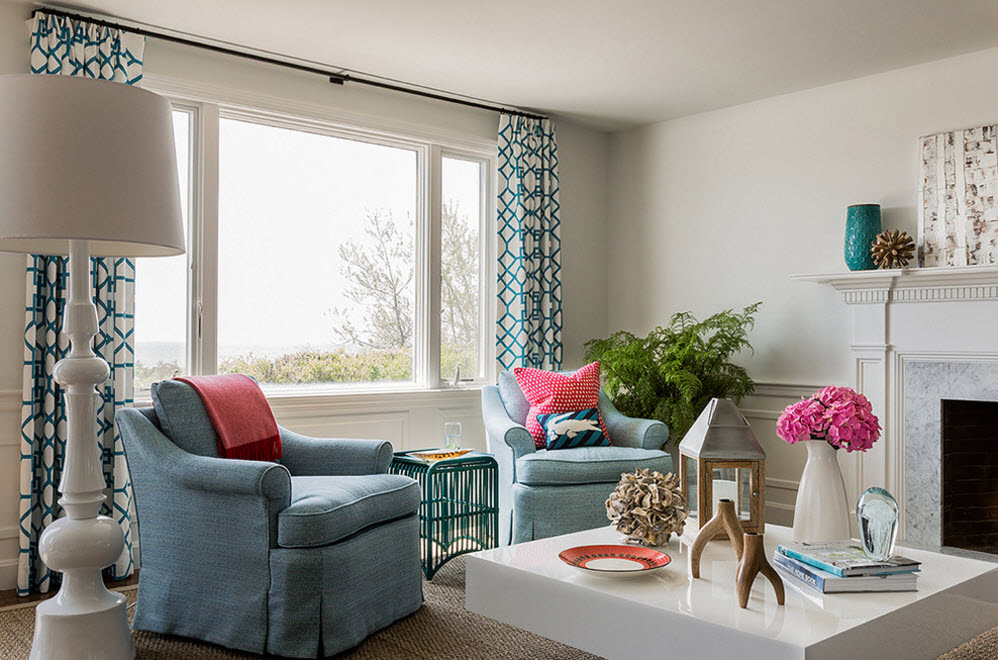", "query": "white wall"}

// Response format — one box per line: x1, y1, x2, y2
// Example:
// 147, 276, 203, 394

607, 44, 998, 524
0, 4, 610, 589
558, 120, 610, 368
